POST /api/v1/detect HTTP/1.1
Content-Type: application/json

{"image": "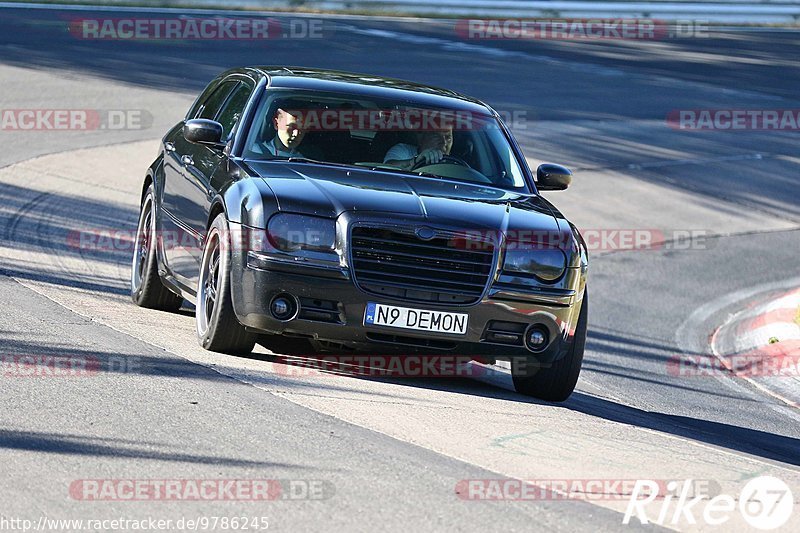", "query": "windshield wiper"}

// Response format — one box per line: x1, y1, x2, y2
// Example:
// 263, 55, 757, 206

264, 157, 466, 182
276, 157, 367, 171
284, 157, 322, 164
276, 157, 440, 178
365, 165, 441, 180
